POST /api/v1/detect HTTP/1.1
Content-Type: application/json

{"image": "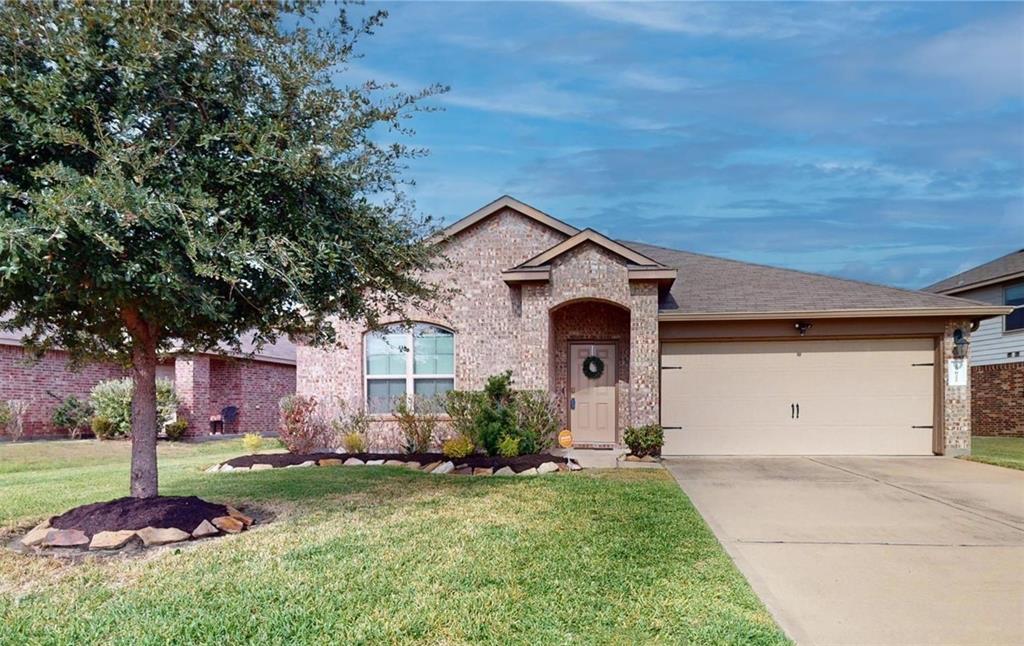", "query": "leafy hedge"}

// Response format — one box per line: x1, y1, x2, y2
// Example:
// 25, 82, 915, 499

89, 378, 178, 439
